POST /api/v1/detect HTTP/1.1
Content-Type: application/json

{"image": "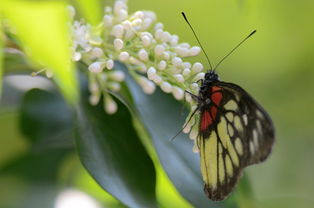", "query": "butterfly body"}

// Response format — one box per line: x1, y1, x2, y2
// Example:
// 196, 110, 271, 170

193, 70, 275, 201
